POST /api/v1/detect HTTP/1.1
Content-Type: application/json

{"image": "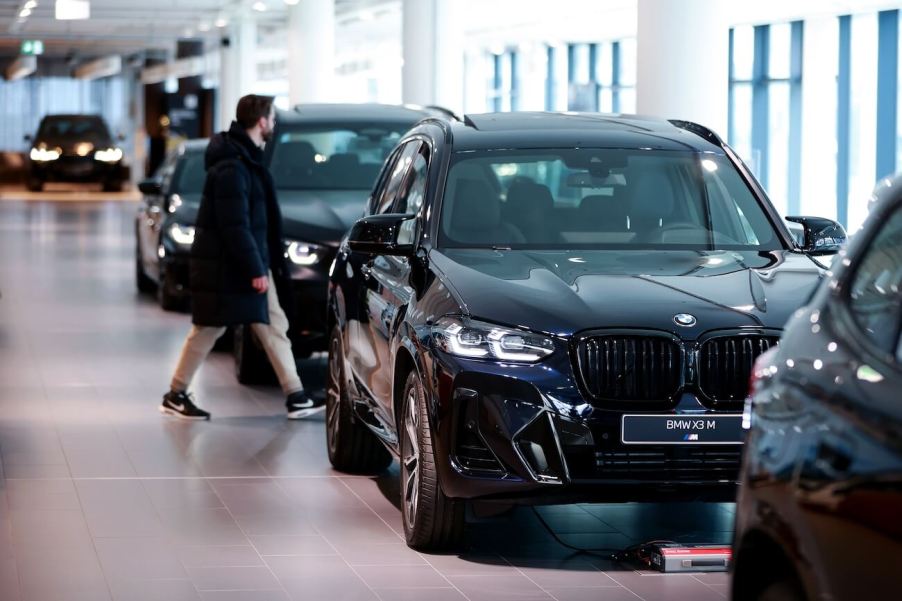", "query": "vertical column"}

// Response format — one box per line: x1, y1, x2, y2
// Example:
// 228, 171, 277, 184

636, 0, 729, 135
837, 15, 851, 227
876, 9, 899, 180
751, 25, 770, 189
787, 21, 803, 216
219, 15, 257, 131
402, 0, 463, 112
287, 0, 335, 106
